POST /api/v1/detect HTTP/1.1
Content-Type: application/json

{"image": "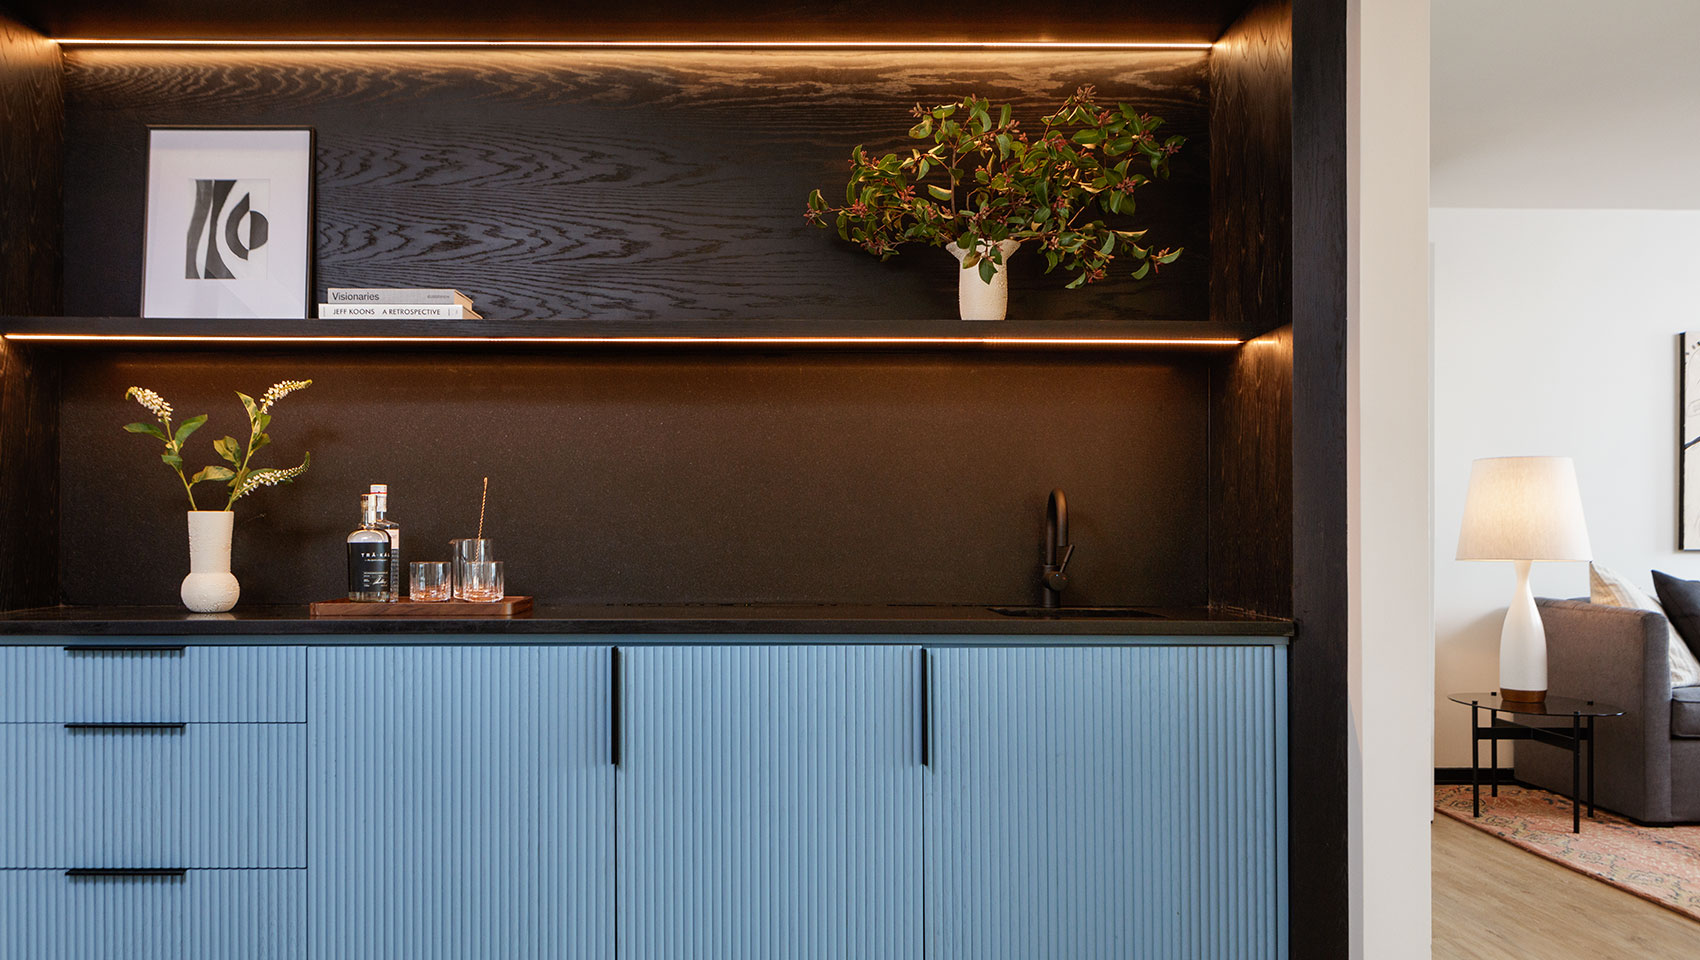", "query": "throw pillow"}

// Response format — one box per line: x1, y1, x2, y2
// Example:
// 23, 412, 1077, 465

1591, 563, 1700, 688
1651, 570, 1700, 666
